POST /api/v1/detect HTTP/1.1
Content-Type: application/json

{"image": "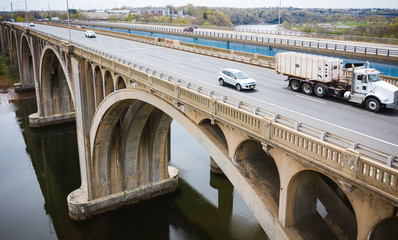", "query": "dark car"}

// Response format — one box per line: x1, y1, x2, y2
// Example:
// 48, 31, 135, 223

183, 27, 194, 32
